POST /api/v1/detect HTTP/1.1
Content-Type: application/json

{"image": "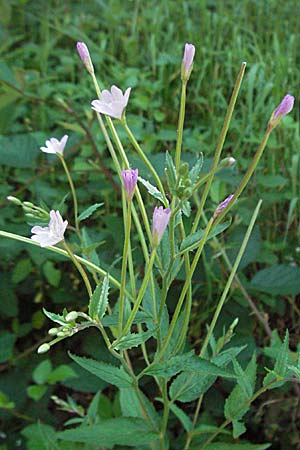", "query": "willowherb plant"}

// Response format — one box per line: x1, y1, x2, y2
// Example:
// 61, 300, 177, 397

2, 40, 299, 450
